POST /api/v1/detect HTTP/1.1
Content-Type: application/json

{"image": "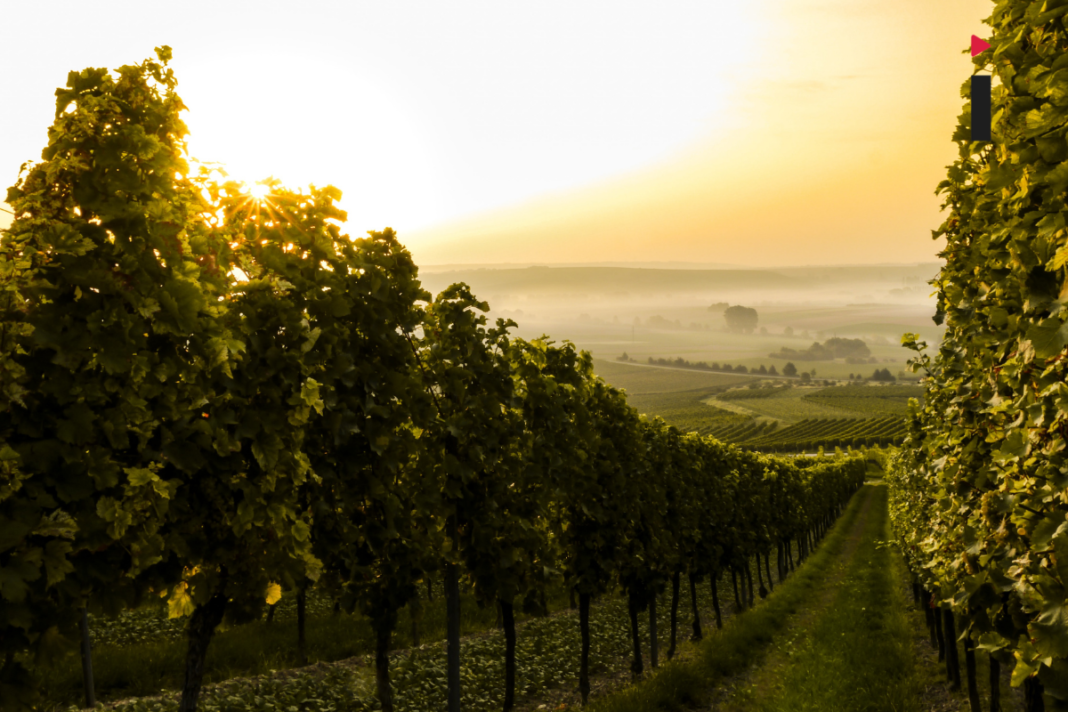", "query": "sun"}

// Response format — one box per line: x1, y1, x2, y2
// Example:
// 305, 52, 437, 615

248, 182, 270, 201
